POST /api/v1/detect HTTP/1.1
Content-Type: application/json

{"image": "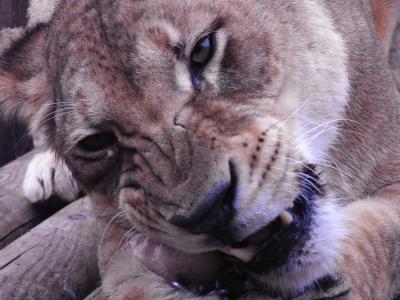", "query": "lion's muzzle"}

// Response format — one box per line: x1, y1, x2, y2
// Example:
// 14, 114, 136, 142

169, 162, 238, 244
